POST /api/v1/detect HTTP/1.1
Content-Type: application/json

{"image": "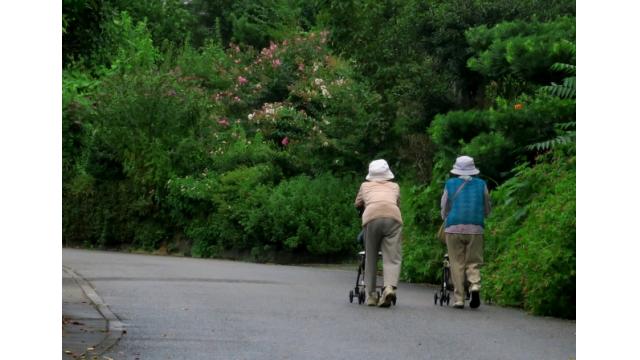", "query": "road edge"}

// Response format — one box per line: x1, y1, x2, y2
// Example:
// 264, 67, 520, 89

62, 265, 126, 356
